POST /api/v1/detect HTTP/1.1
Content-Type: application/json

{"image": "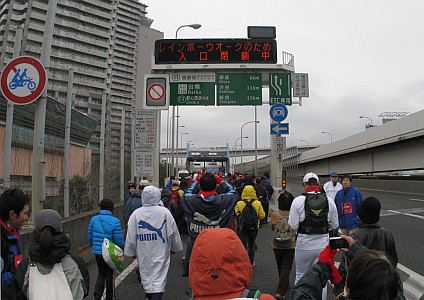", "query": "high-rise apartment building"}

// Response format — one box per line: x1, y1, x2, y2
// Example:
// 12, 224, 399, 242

105, 0, 152, 163
0, 0, 152, 164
